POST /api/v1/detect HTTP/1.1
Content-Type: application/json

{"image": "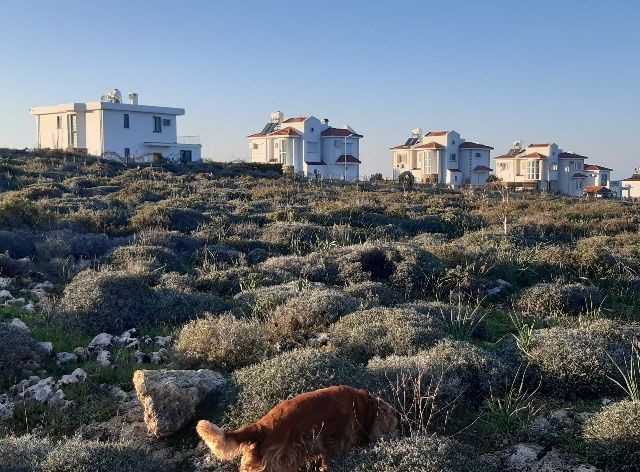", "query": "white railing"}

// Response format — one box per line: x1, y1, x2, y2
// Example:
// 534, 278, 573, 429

178, 135, 200, 145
